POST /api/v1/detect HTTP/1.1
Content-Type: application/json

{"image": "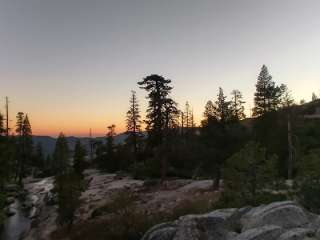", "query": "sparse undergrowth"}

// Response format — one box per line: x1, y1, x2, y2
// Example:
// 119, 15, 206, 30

51, 189, 216, 240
